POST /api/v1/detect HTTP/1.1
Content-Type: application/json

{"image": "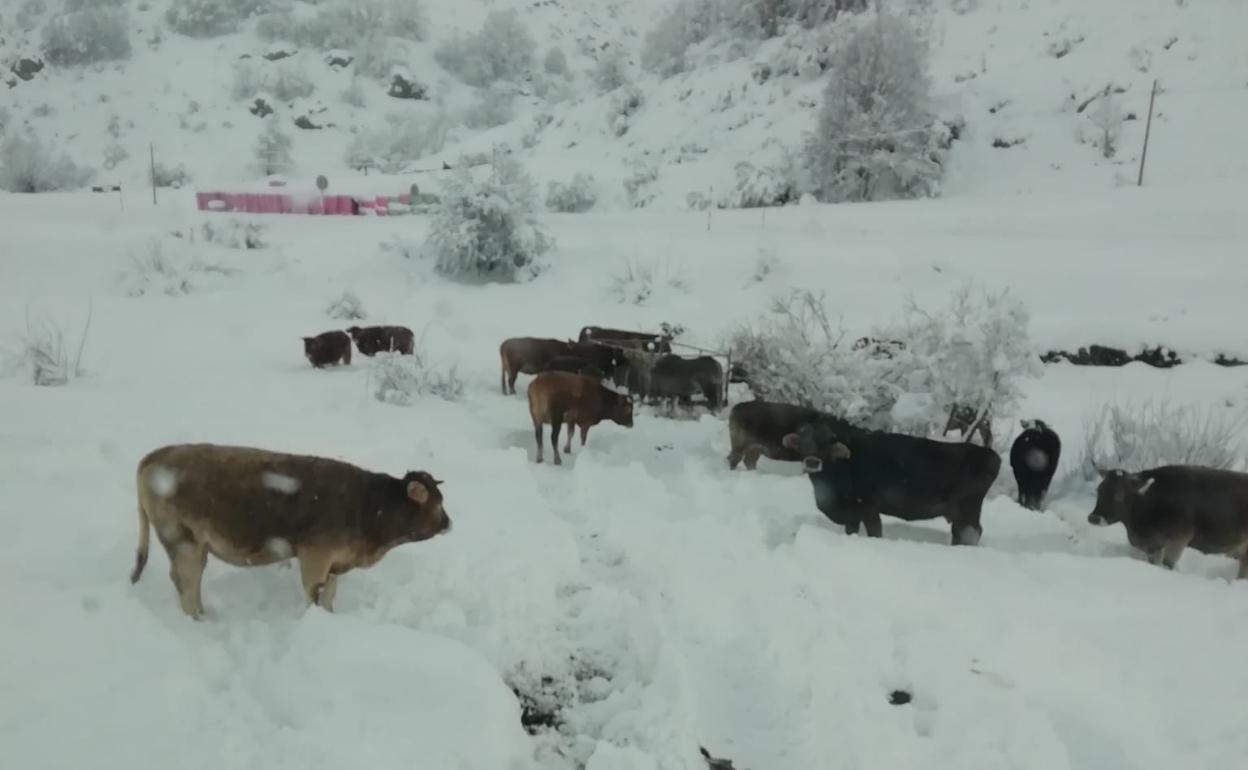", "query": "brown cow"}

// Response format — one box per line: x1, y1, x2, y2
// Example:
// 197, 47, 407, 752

303, 330, 352, 368
527, 371, 634, 465
499, 337, 572, 395
347, 325, 416, 356
129, 443, 451, 619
